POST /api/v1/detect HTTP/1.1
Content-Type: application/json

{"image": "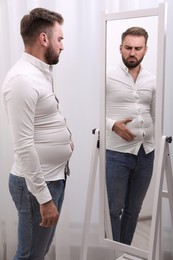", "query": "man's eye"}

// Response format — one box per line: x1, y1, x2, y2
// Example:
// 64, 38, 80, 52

57, 37, 62, 43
